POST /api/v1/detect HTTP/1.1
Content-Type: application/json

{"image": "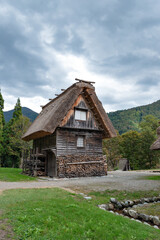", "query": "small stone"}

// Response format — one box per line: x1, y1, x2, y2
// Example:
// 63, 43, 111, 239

132, 205, 138, 208
109, 210, 114, 213
79, 193, 85, 196
108, 203, 114, 210
128, 209, 138, 219
115, 212, 119, 215
124, 201, 129, 207
143, 222, 151, 226
98, 204, 107, 210
128, 200, 134, 207
122, 209, 128, 215
120, 201, 125, 207
144, 198, 150, 203
148, 215, 154, 222
110, 198, 117, 204
153, 216, 160, 226
137, 203, 143, 207
154, 225, 159, 229
135, 220, 142, 223
141, 198, 145, 204
147, 197, 153, 203
133, 199, 140, 205
84, 196, 92, 200
152, 197, 157, 202
119, 214, 124, 217
116, 202, 123, 209
138, 213, 149, 221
